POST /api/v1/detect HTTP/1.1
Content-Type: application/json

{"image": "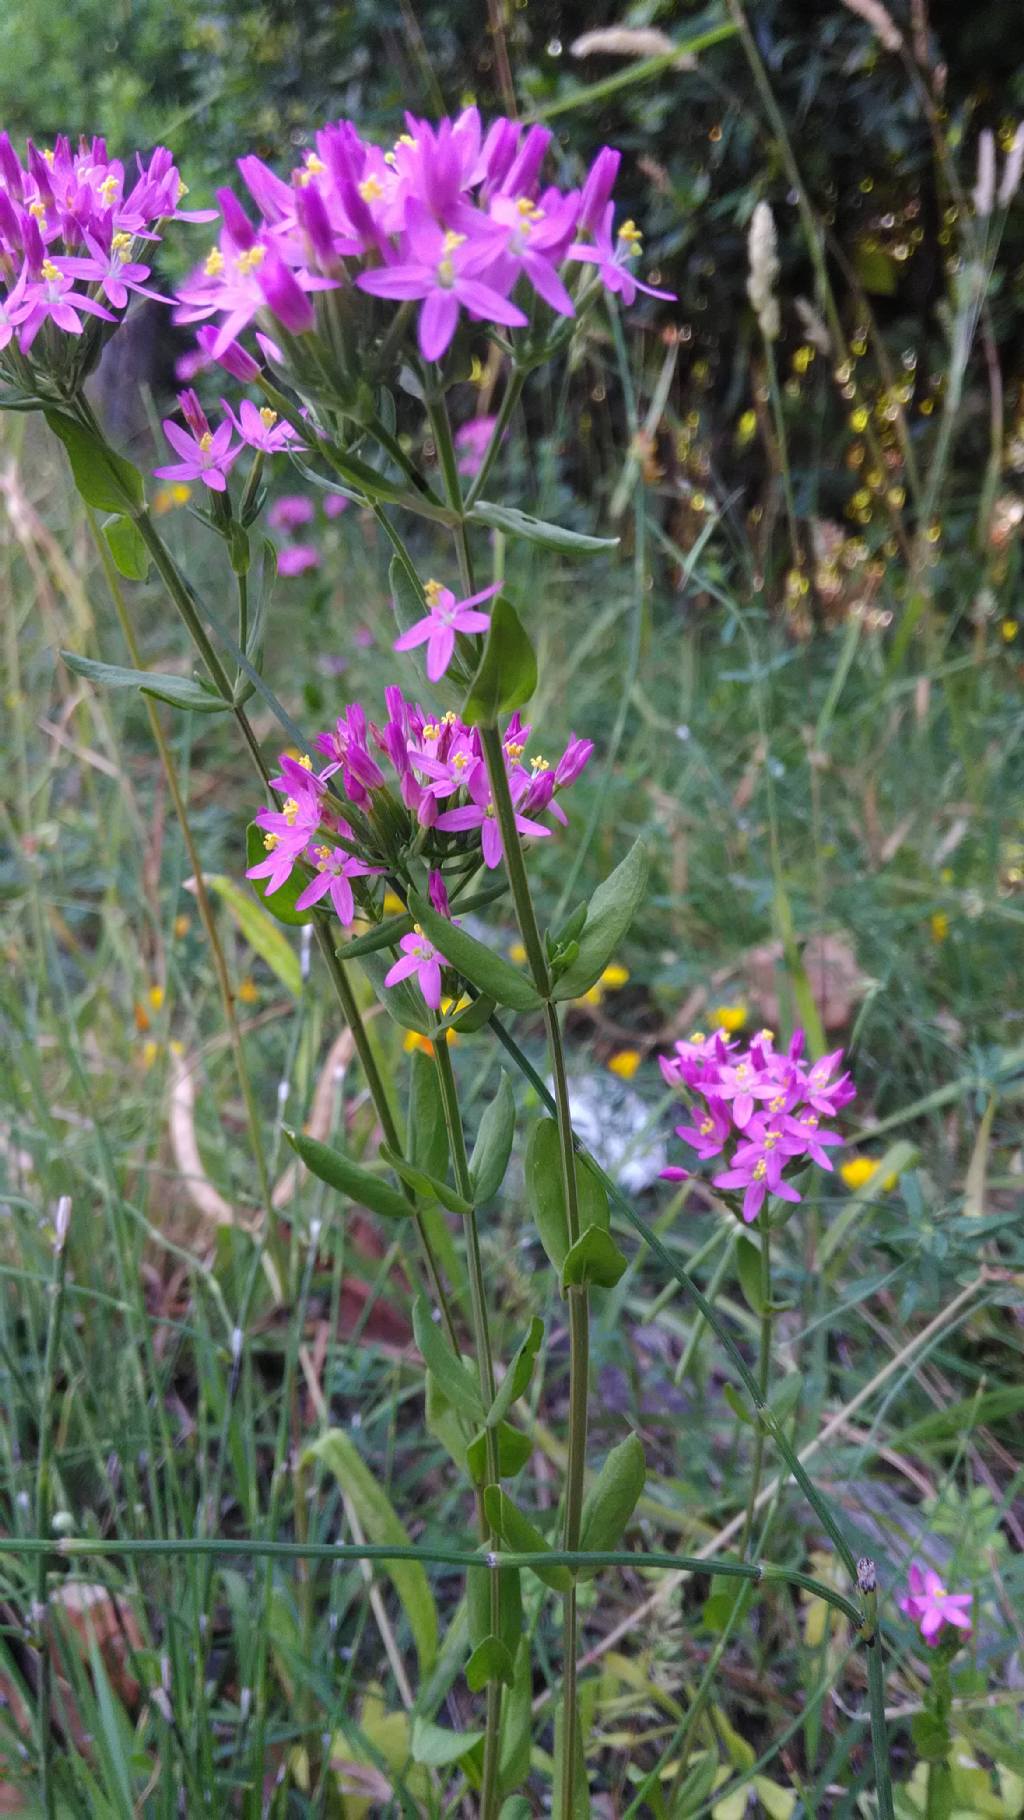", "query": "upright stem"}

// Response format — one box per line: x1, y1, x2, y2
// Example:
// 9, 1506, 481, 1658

432, 1040, 503, 1819
34, 1198, 71, 1820
739, 1221, 772, 1557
